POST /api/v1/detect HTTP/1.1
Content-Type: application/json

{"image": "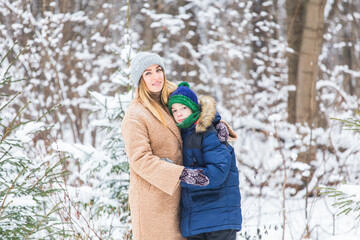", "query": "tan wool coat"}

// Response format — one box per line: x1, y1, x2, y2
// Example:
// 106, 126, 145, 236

121, 97, 185, 240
